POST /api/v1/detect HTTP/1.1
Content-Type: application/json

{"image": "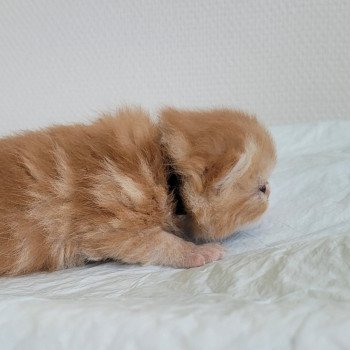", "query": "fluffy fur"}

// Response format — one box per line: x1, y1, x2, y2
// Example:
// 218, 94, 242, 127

0, 107, 276, 275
